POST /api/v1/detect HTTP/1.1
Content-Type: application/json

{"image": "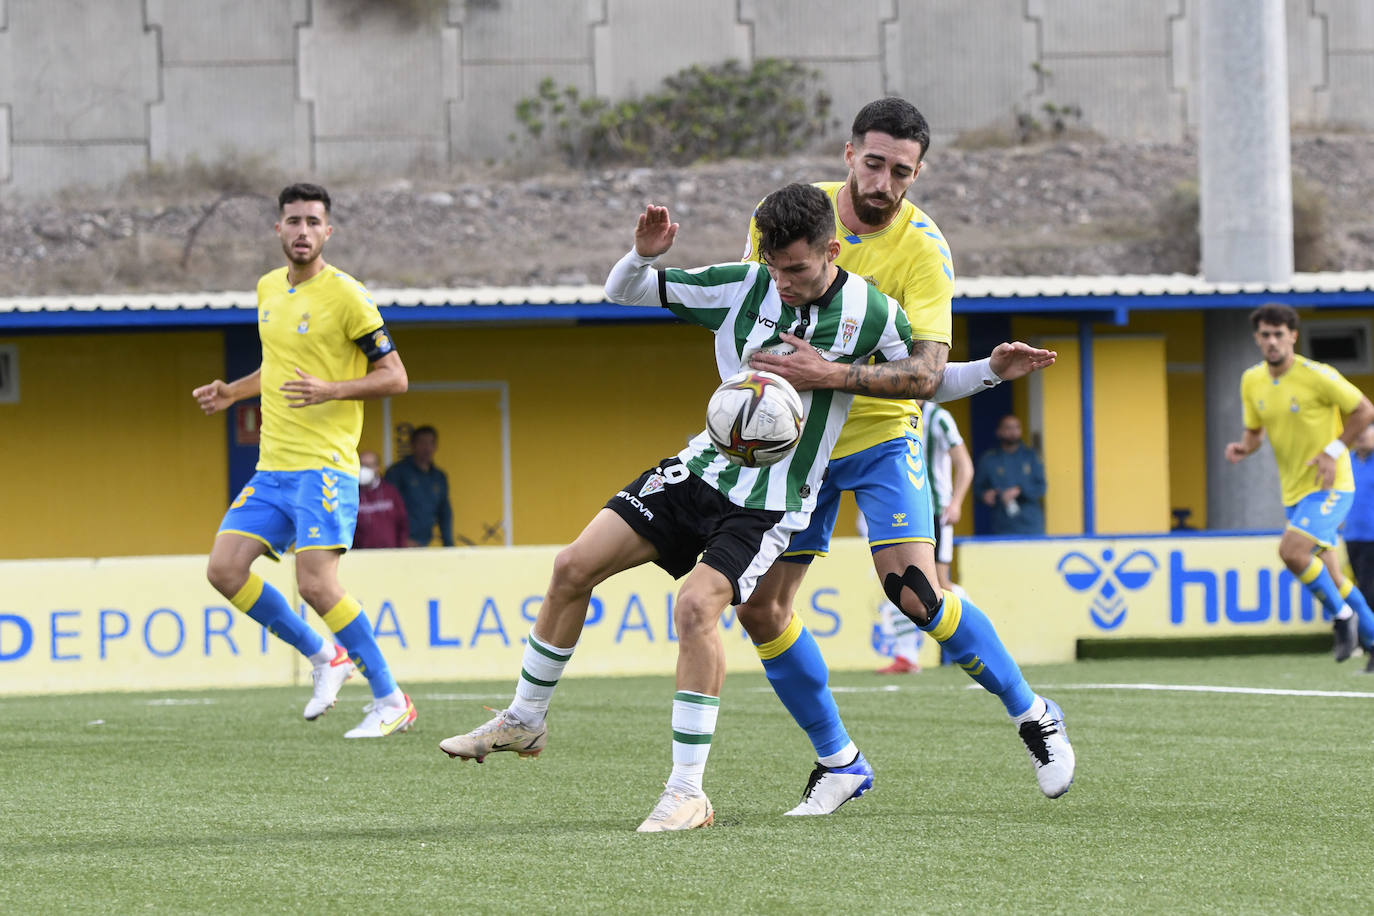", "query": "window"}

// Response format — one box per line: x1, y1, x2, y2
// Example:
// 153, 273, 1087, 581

1303, 318, 1372, 376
